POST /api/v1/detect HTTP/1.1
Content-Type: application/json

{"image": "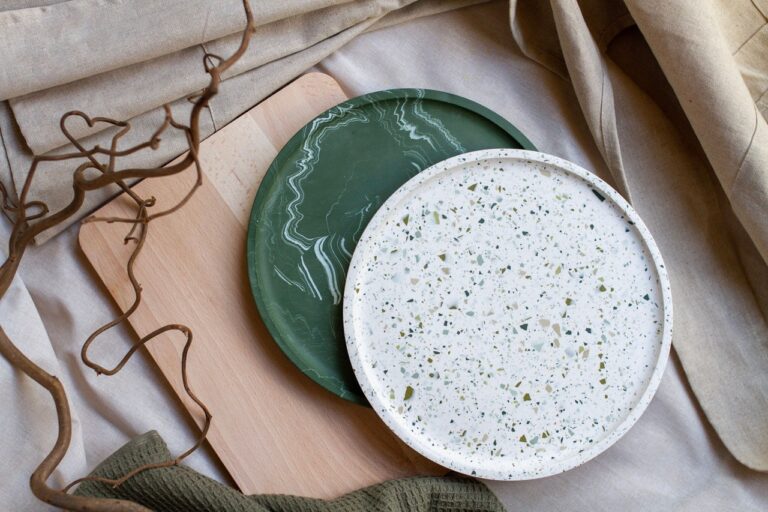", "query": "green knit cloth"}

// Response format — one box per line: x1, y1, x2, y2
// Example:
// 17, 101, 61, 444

75, 431, 505, 512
